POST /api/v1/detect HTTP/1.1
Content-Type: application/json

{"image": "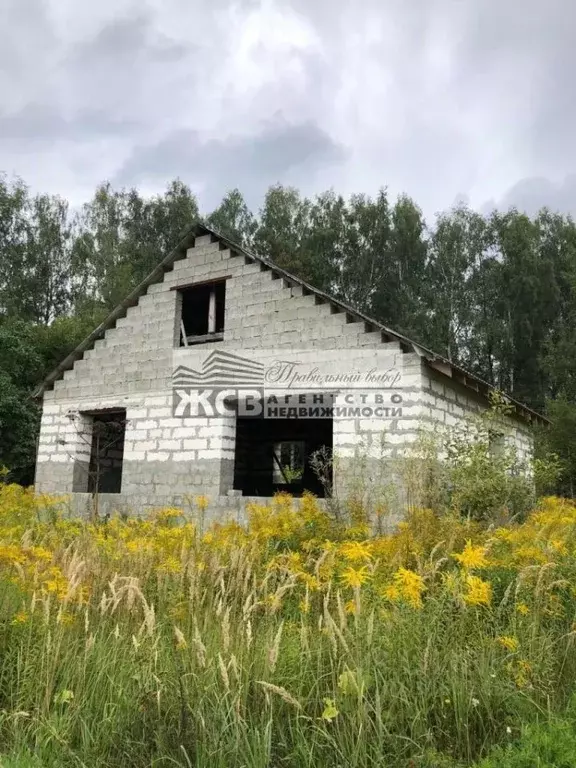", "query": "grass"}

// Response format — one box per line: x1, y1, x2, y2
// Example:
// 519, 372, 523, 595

0, 485, 576, 765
